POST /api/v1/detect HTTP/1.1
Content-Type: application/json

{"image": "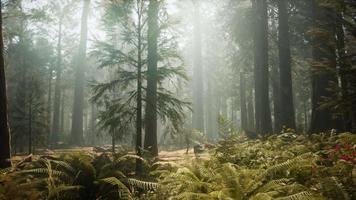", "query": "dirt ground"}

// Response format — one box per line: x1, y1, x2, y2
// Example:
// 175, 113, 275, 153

10, 147, 209, 164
